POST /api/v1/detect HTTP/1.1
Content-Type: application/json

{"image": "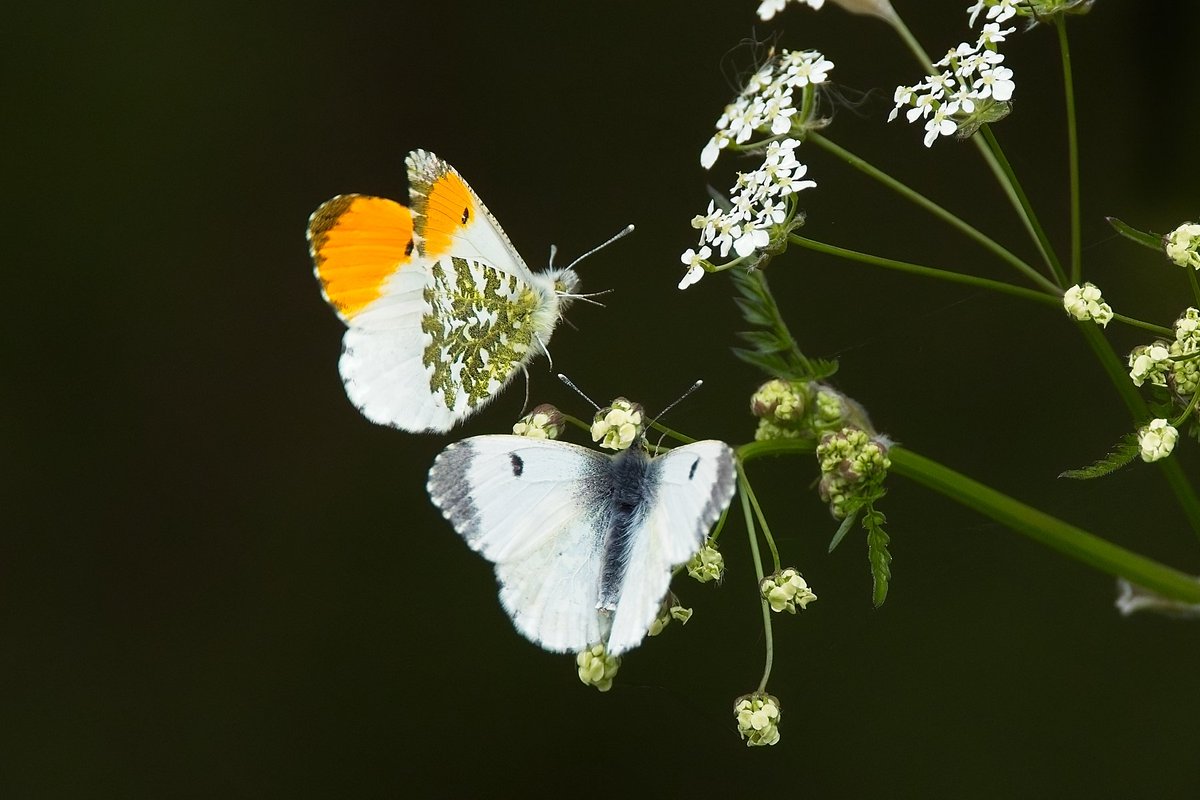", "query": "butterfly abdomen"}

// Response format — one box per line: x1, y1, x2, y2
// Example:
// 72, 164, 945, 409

597, 449, 658, 612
